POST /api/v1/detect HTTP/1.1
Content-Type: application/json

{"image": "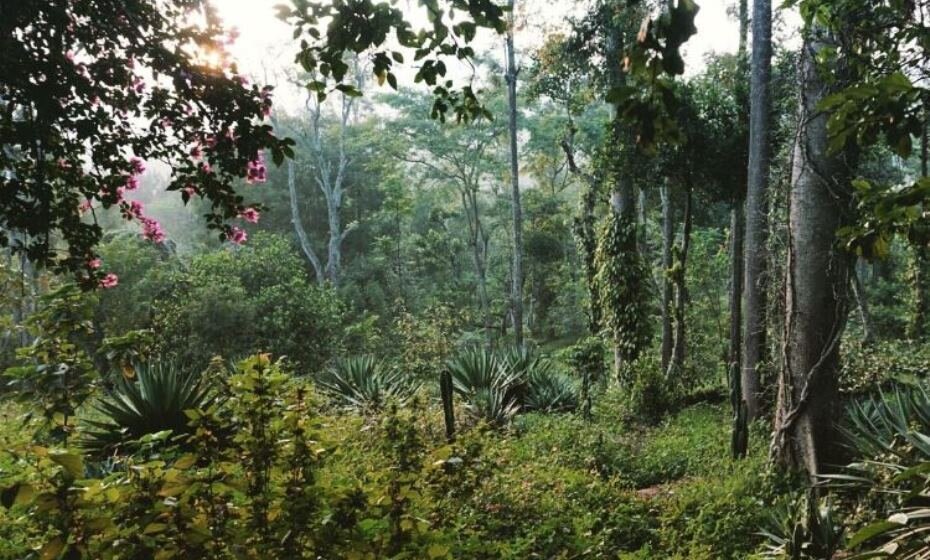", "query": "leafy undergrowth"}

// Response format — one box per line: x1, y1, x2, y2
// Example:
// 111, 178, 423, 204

319, 391, 774, 559
0, 388, 775, 559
